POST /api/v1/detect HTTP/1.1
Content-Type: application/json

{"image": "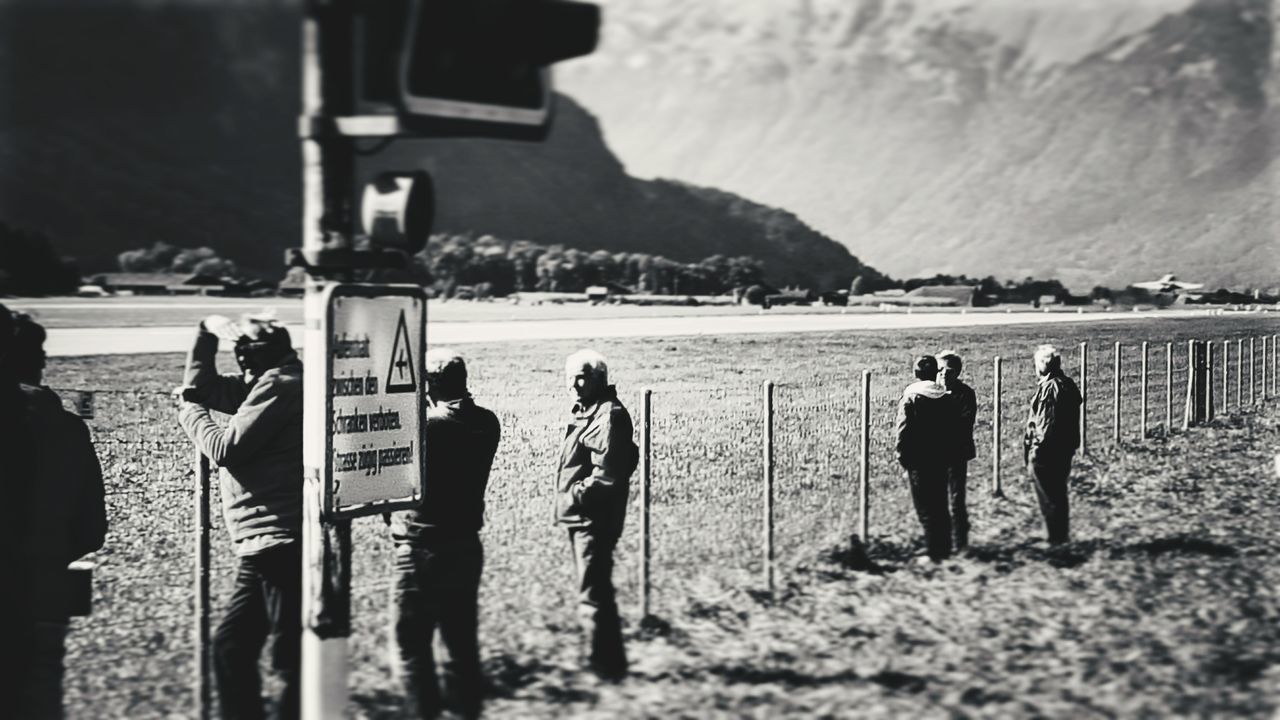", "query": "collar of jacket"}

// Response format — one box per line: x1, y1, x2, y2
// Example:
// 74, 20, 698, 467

1038, 369, 1065, 386
433, 394, 474, 413
572, 385, 618, 419
903, 380, 948, 400
244, 353, 302, 388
